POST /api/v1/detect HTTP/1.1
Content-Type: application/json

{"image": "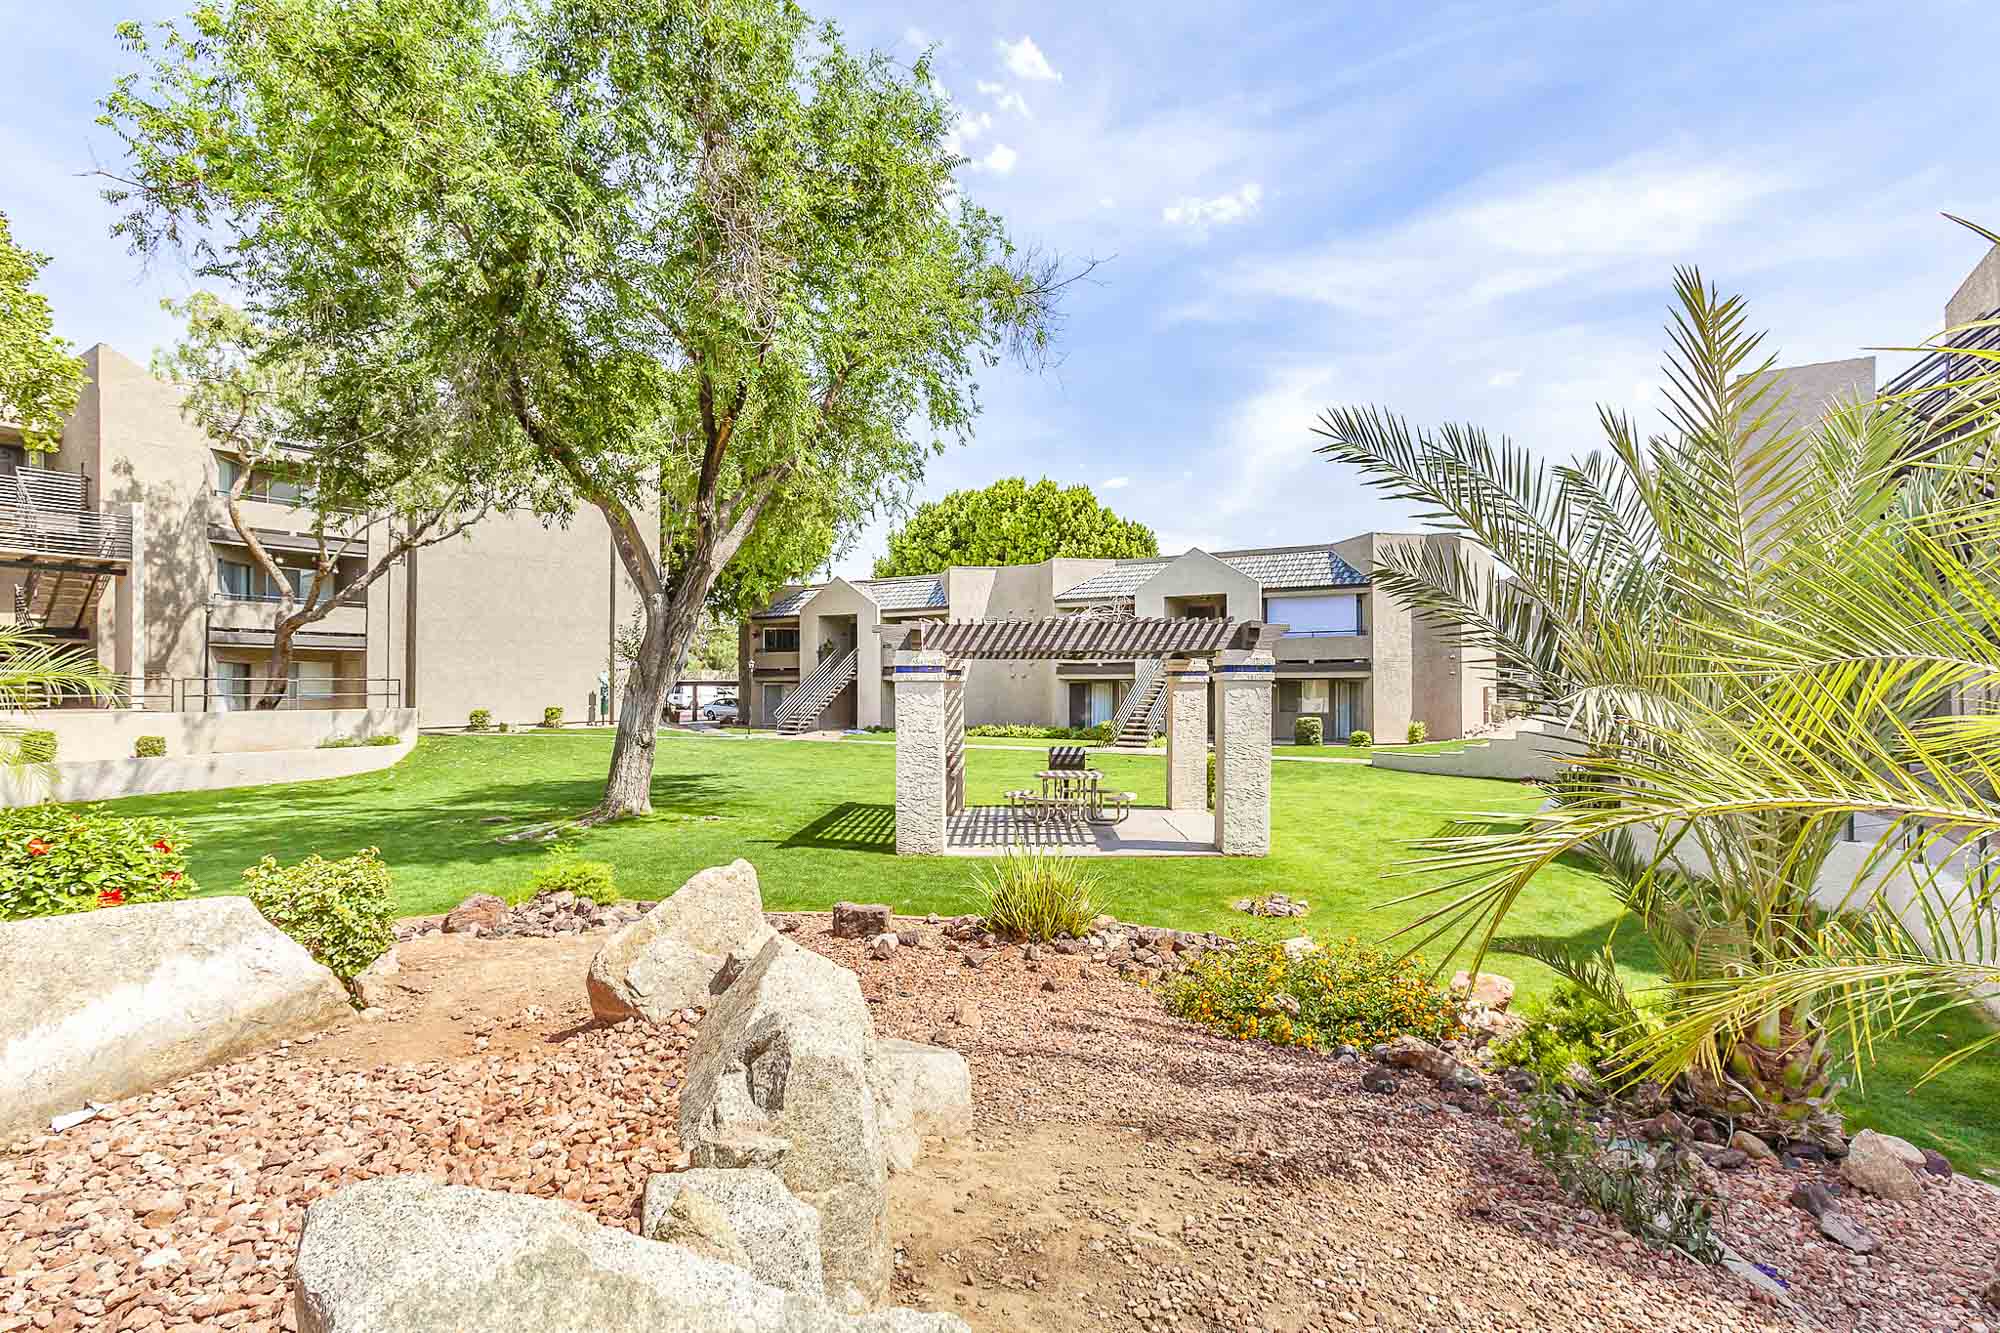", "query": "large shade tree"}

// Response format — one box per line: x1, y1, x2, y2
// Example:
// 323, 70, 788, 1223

872, 476, 1158, 577
101, 0, 1081, 817
1314, 269, 1991, 1136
